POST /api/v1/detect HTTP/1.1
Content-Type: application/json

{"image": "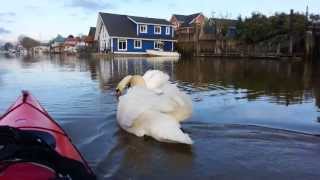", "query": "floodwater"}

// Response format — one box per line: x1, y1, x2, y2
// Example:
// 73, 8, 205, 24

0, 54, 320, 180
